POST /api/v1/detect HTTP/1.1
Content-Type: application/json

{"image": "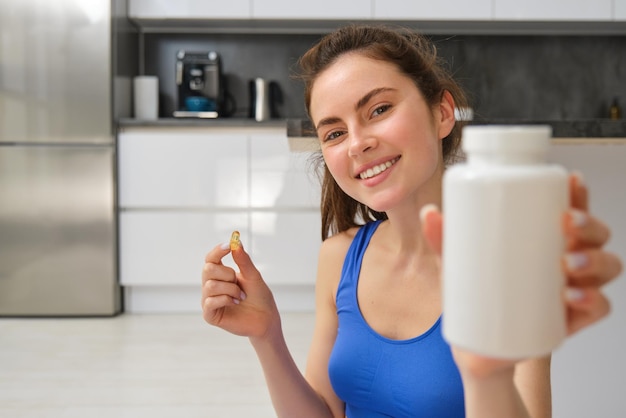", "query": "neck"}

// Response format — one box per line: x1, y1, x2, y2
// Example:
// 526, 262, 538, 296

381, 180, 442, 258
